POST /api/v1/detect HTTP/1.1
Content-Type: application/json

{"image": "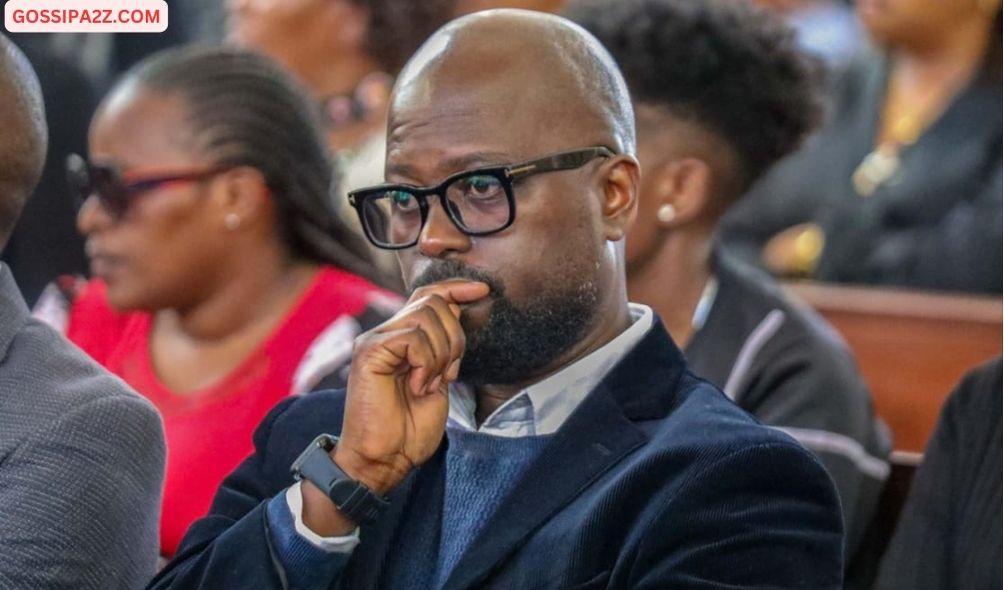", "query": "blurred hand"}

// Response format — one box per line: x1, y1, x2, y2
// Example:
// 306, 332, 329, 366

302, 280, 490, 534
